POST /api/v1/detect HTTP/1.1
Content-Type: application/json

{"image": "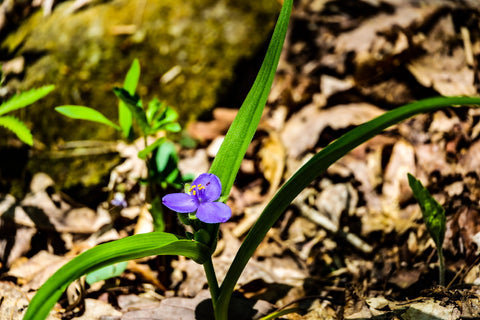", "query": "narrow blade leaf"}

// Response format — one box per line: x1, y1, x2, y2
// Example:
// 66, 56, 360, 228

212, 0, 293, 316
119, 59, 141, 138
218, 96, 480, 317
137, 137, 166, 159
407, 173, 446, 249
0, 85, 55, 116
55, 105, 121, 130
0, 115, 33, 145
209, 0, 292, 197
124, 58, 141, 94
24, 232, 210, 320
113, 88, 150, 134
